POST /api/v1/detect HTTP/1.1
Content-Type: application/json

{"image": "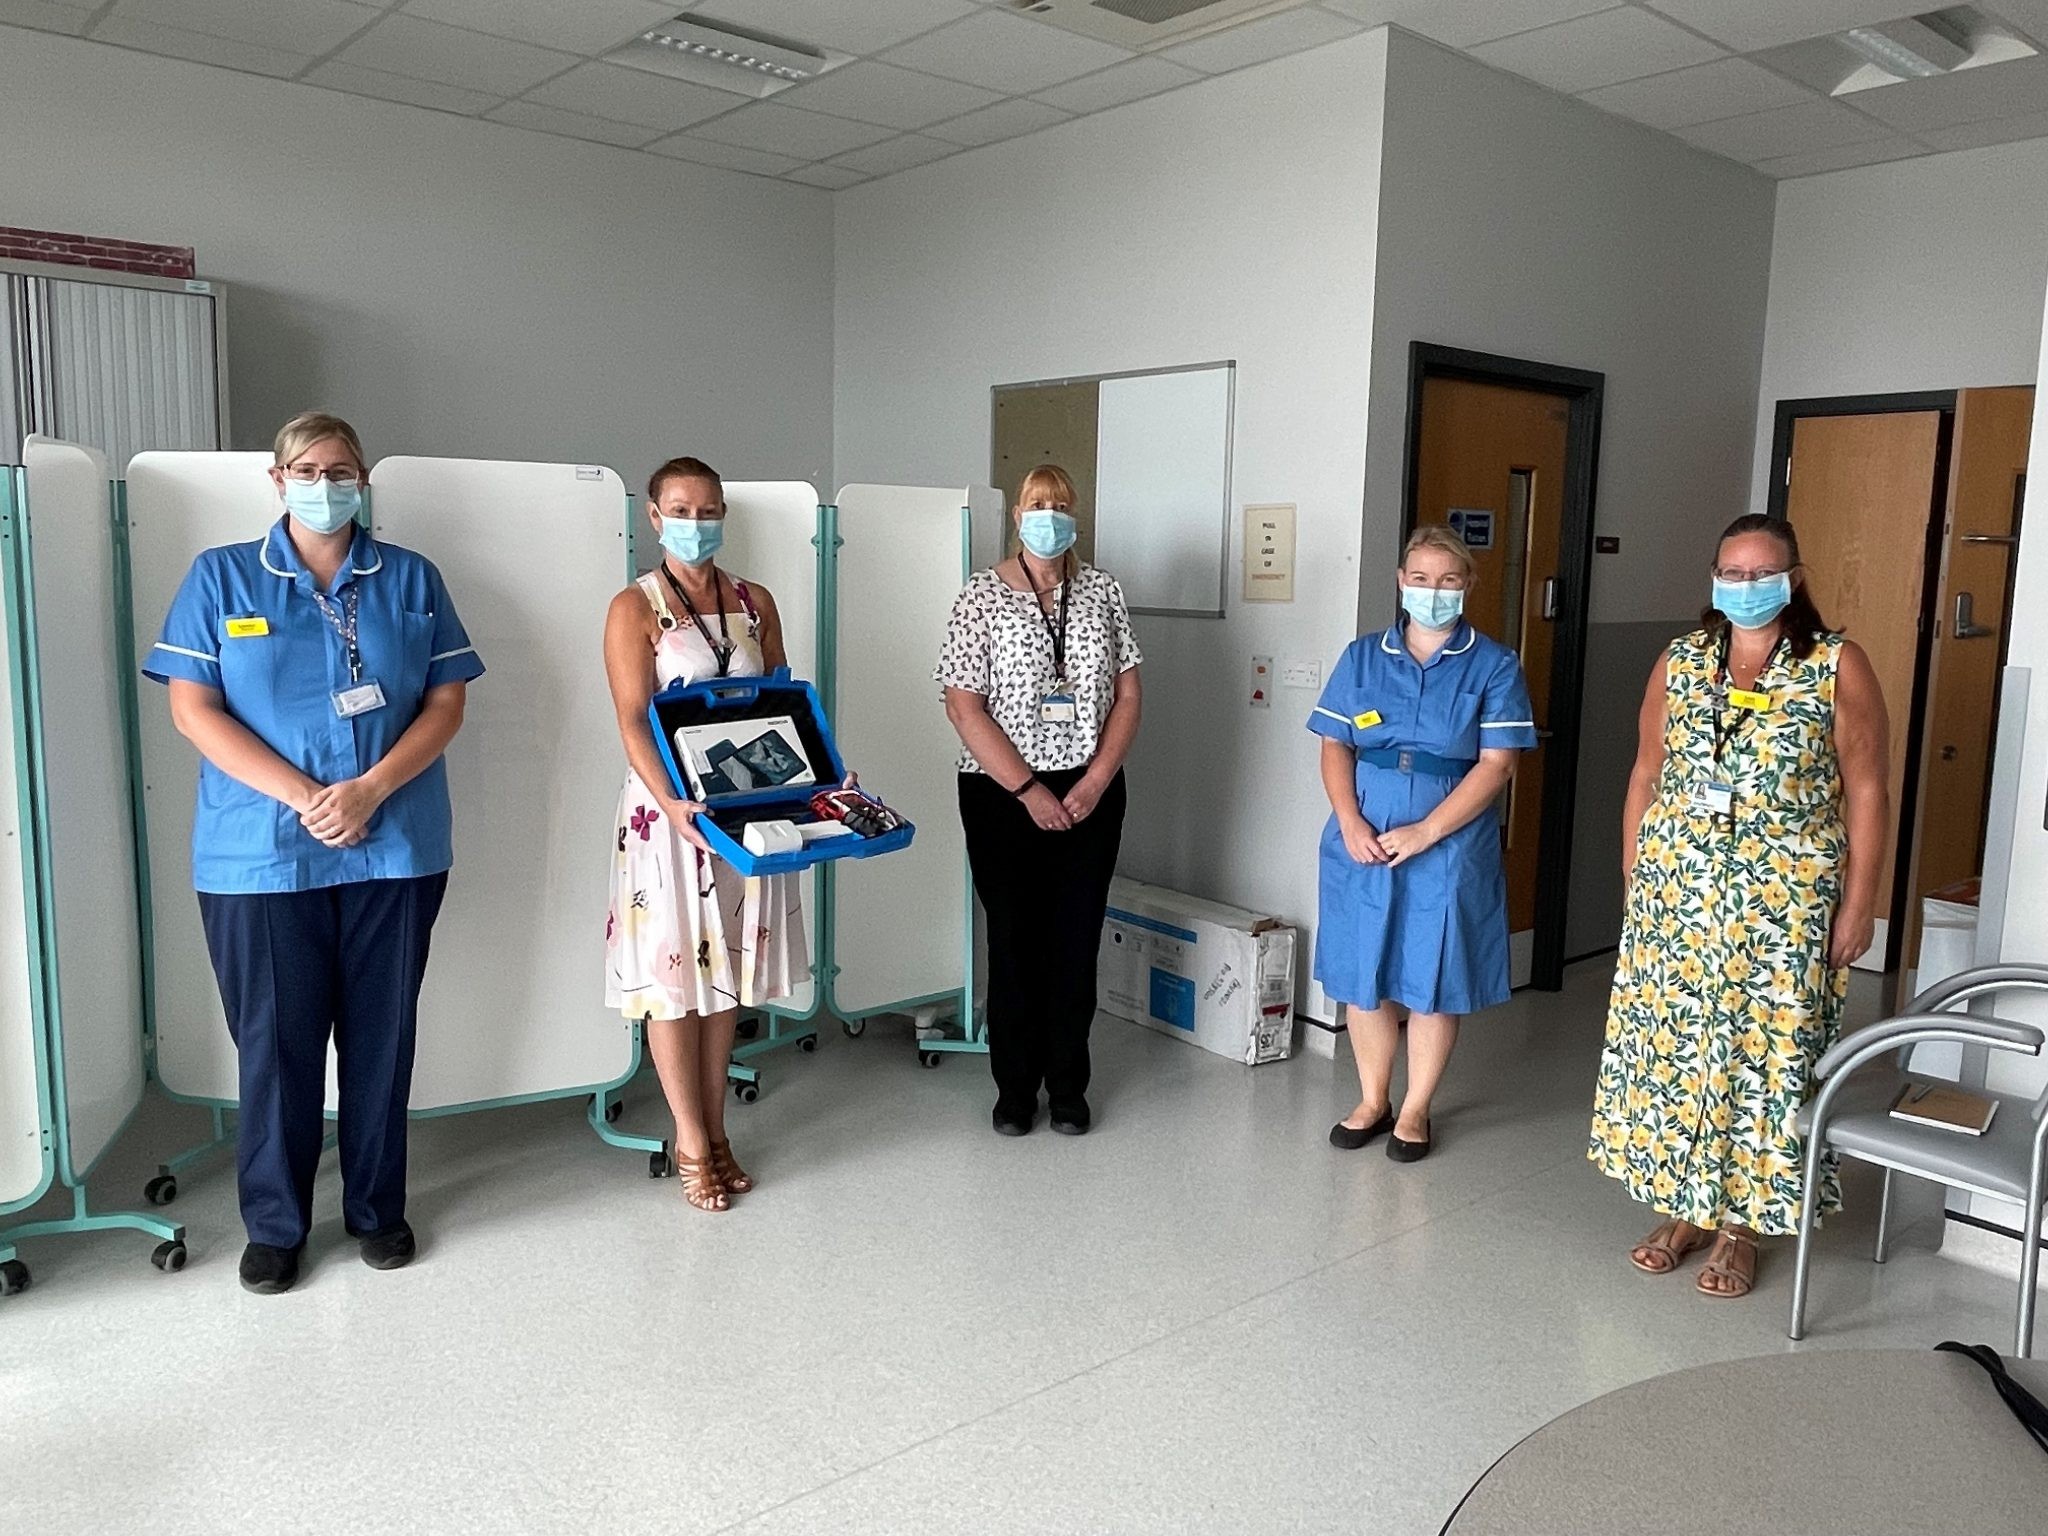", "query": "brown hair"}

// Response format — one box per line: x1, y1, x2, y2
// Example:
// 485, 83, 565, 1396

647, 456, 722, 506
1701, 513, 1832, 659
273, 411, 365, 472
